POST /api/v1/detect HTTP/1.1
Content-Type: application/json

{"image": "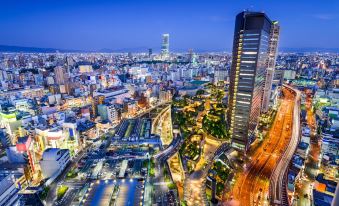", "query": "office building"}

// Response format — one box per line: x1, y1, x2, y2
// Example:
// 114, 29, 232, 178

159, 89, 172, 103
98, 104, 109, 121
161, 34, 169, 56
262, 21, 280, 113
107, 105, 120, 123
91, 94, 106, 118
228, 11, 274, 152
148, 48, 152, 58
98, 103, 119, 123
40, 148, 70, 179
54, 66, 66, 85
321, 135, 339, 157
214, 67, 228, 84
